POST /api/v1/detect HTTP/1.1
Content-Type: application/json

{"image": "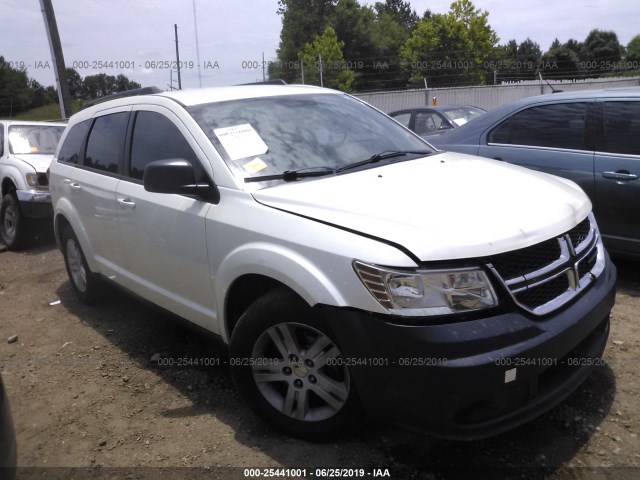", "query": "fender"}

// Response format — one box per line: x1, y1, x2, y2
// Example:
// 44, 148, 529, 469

0, 165, 31, 194
53, 196, 99, 272
215, 242, 350, 342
